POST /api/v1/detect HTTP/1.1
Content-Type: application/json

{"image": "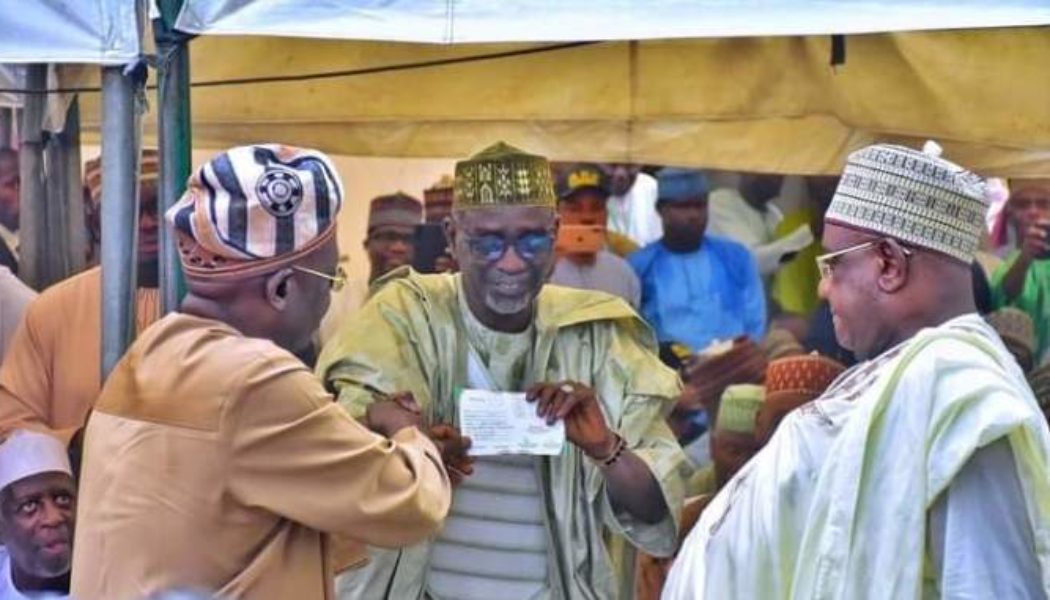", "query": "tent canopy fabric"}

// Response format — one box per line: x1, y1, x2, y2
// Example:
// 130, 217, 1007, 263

0, 0, 141, 65
75, 27, 1050, 176
174, 0, 1050, 43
